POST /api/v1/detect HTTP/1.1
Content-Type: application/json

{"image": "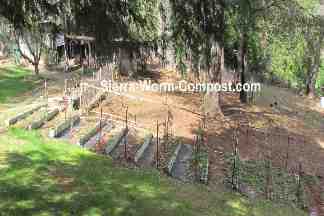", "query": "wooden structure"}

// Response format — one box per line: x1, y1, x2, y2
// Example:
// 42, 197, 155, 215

65, 34, 95, 68
63, 34, 96, 69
